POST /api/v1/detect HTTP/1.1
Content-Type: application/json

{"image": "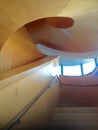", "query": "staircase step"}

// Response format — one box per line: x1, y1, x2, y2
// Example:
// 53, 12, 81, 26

49, 121, 98, 130
54, 107, 98, 113
49, 124, 98, 130
49, 107, 98, 130
50, 120, 98, 125
53, 112, 98, 115
52, 113, 98, 121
